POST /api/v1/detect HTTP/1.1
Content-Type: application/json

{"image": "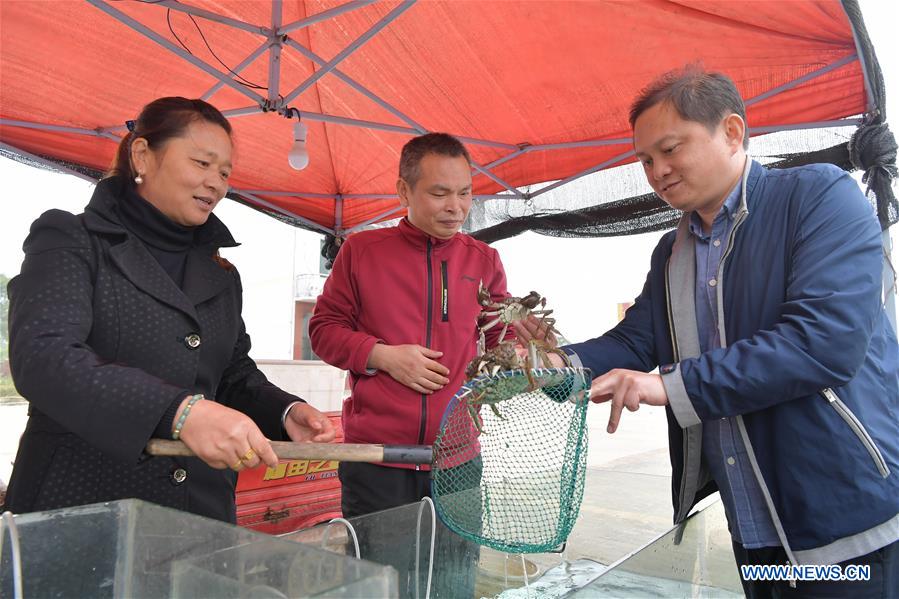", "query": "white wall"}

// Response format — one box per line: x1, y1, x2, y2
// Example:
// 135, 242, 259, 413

256, 360, 348, 413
